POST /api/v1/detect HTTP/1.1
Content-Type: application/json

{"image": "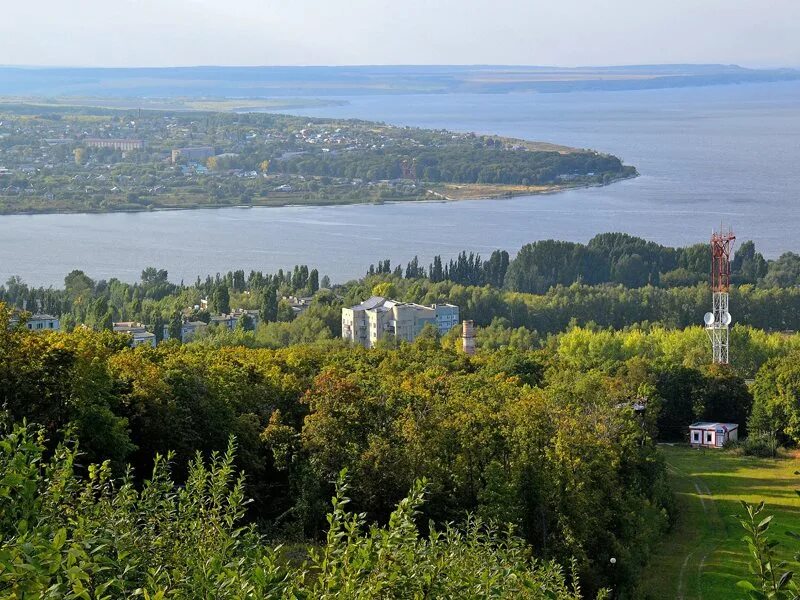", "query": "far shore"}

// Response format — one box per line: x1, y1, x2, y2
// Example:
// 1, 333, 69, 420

0, 173, 637, 218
